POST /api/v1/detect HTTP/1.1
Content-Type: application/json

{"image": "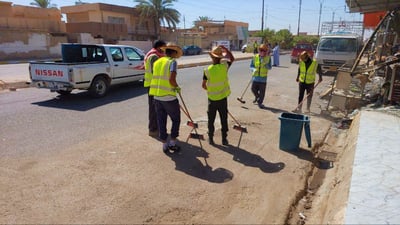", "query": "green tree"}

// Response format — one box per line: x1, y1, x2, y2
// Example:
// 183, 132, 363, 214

196, 16, 213, 22
253, 28, 275, 44
30, 0, 57, 8
134, 0, 180, 40
274, 29, 293, 49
